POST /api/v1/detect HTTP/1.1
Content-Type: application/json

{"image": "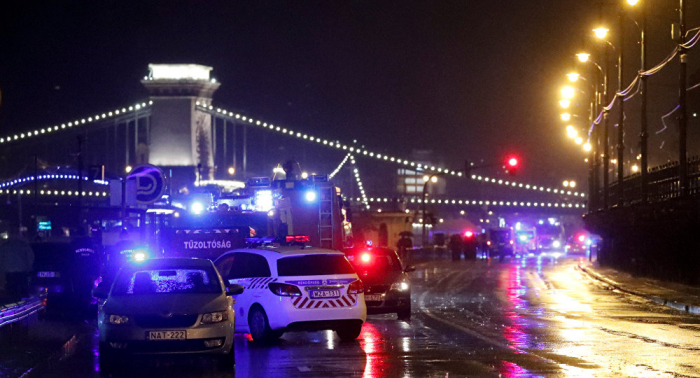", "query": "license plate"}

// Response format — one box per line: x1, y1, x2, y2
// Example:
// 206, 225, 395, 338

37, 271, 60, 278
309, 290, 341, 299
146, 330, 187, 340
365, 294, 383, 302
